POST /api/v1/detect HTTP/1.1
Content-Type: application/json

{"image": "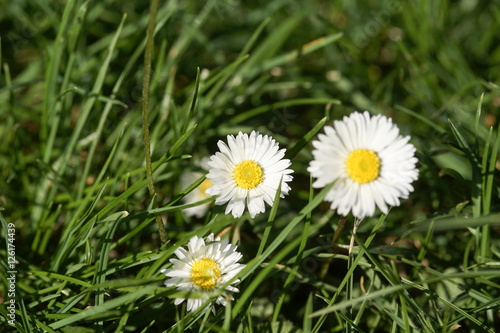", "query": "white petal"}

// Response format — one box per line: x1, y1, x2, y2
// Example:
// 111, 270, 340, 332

309, 111, 418, 219
206, 131, 293, 218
